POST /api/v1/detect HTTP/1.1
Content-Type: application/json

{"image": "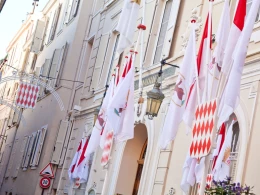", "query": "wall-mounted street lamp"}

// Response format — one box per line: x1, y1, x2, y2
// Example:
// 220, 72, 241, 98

146, 59, 179, 120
